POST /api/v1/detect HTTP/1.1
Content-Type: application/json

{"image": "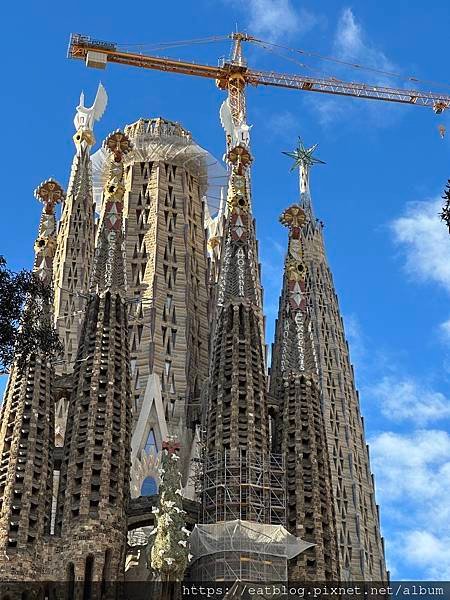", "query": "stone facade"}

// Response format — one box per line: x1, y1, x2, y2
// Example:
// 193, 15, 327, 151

0, 99, 388, 586
54, 132, 133, 582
